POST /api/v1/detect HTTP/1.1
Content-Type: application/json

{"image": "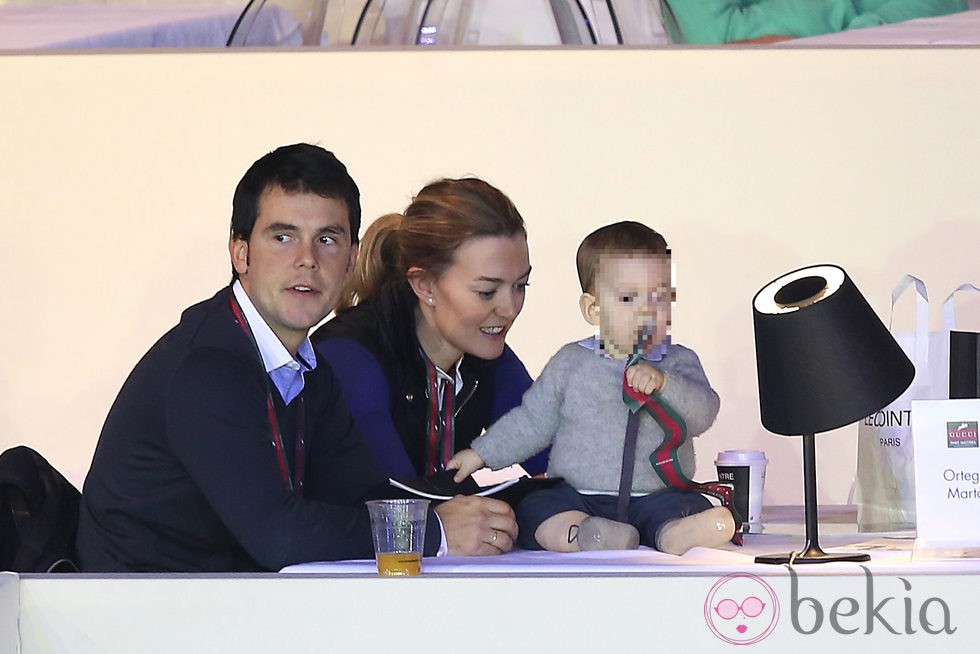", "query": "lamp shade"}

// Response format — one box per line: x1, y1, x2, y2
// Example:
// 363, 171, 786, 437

753, 264, 914, 436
